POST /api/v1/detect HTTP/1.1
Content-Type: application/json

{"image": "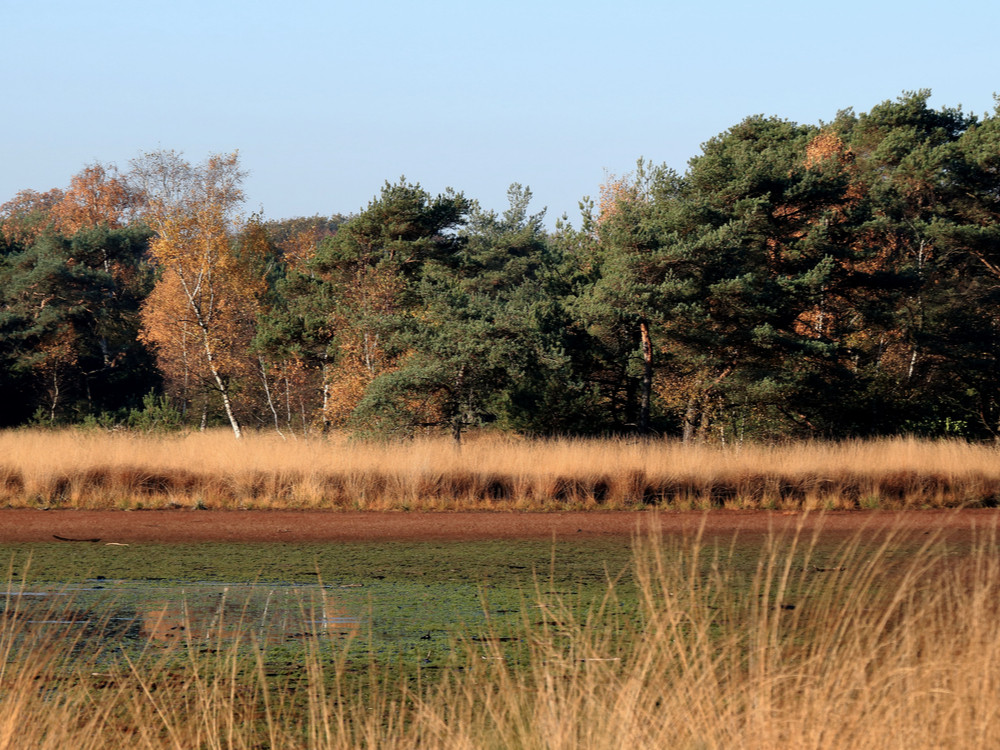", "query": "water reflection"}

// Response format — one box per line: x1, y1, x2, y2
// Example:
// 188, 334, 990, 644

140, 586, 360, 645
2, 582, 362, 649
